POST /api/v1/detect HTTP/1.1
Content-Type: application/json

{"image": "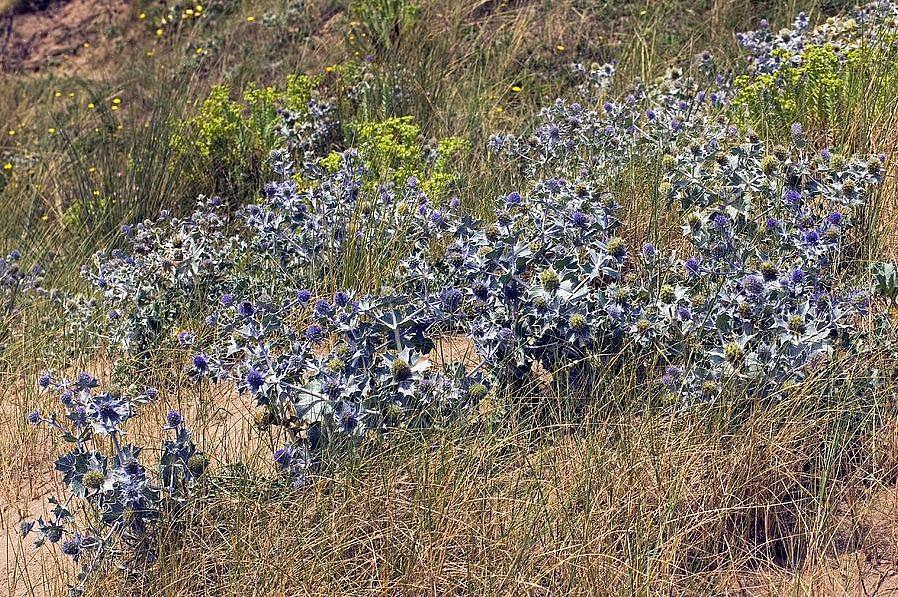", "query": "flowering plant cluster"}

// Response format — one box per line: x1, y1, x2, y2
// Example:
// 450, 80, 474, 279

489, 56, 732, 182
734, 2, 898, 131
28, 4, 896, 589
0, 249, 43, 318
23, 373, 204, 595
77, 196, 236, 357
